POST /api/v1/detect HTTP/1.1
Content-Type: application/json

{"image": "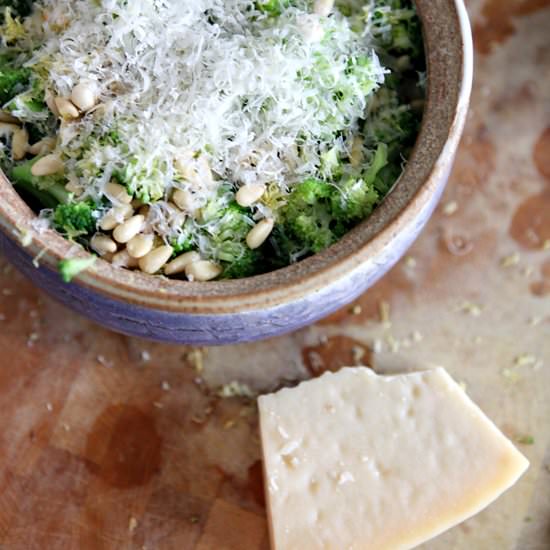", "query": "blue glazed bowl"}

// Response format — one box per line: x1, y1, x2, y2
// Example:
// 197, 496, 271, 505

0, 0, 472, 345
